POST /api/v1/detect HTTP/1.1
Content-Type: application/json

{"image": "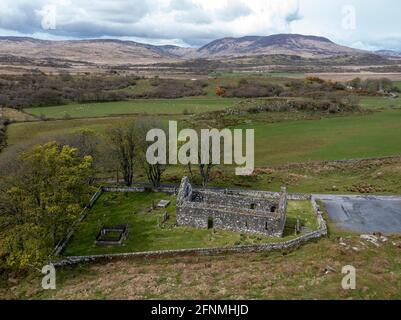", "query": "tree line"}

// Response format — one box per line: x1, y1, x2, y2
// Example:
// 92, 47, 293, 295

0, 72, 207, 110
